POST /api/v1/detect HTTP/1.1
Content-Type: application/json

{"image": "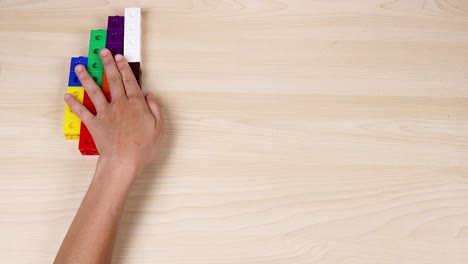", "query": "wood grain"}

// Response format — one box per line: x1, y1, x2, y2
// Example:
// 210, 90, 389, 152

1, 0, 468, 263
